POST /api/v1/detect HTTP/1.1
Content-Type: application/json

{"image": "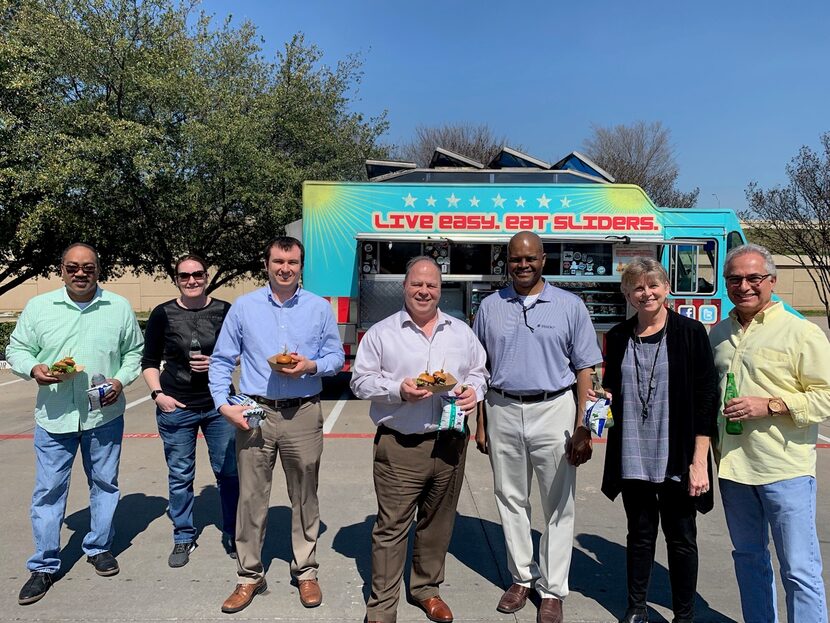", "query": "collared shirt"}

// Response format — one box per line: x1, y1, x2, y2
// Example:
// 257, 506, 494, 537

209, 286, 344, 408
709, 301, 830, 484
350, 309, 489, 435
473, 281, 603, 393
6, 286, 144, 433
